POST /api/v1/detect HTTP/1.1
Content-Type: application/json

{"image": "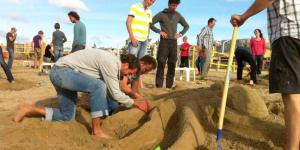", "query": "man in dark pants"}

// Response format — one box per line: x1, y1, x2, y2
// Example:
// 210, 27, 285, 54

0, 46, 14, 83
235, 46, 256, 85
6, 27, 17, 69
150, 0, 189, 88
